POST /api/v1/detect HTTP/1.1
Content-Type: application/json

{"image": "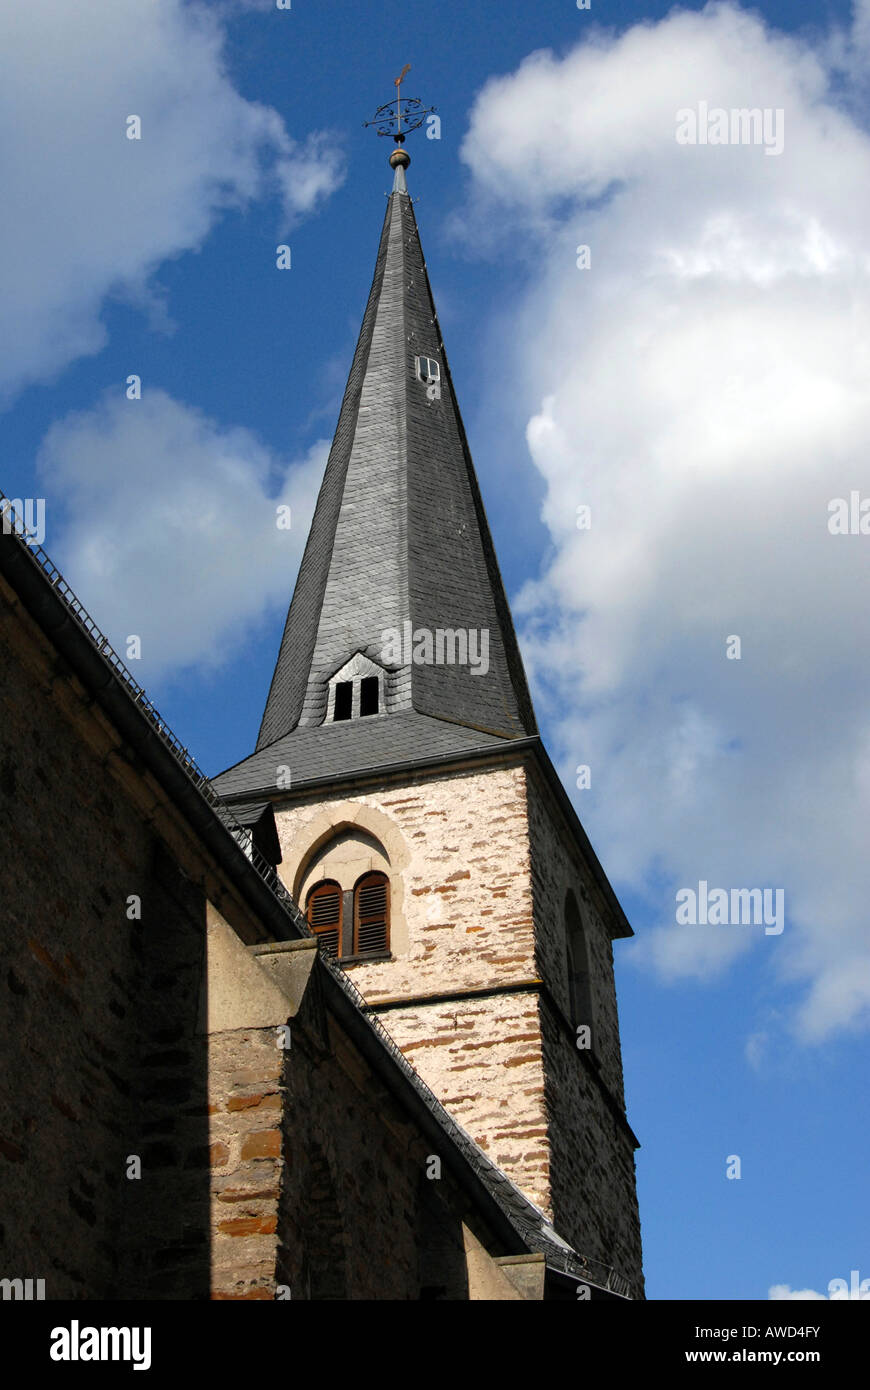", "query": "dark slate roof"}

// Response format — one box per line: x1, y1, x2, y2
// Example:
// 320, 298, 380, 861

221, 799, 282, 865
214, 708, 522, 799
231, 162, 537, 795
